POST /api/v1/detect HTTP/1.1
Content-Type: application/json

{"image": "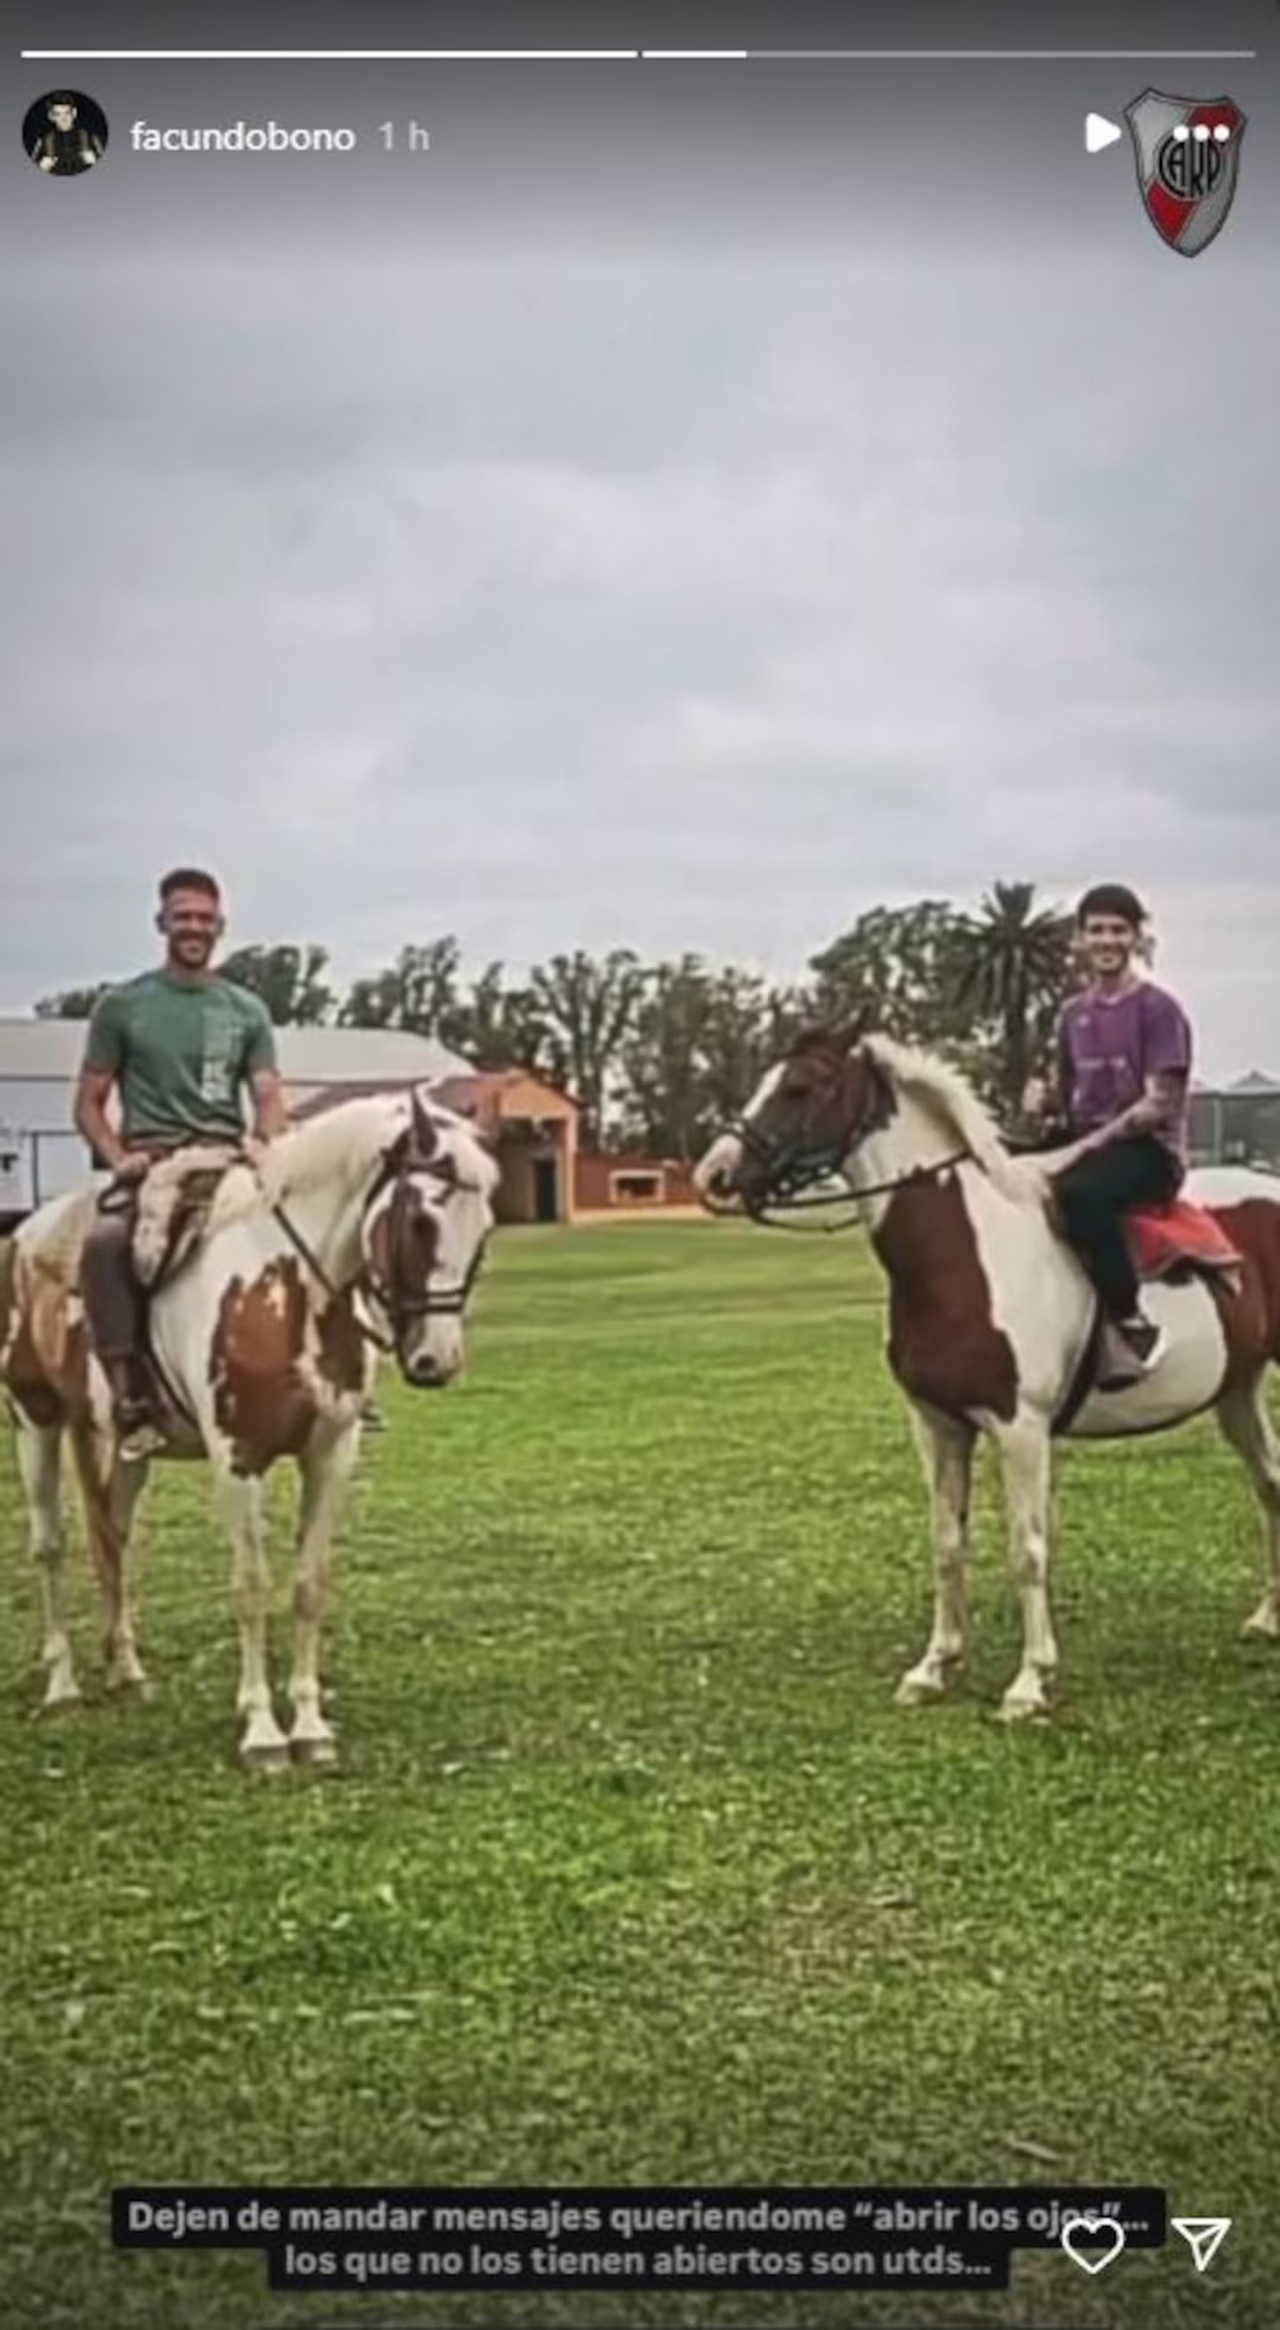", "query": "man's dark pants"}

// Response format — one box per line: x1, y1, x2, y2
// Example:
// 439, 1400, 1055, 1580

1053, 1133, 1182, 1320
80, 1189, 148, 1389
